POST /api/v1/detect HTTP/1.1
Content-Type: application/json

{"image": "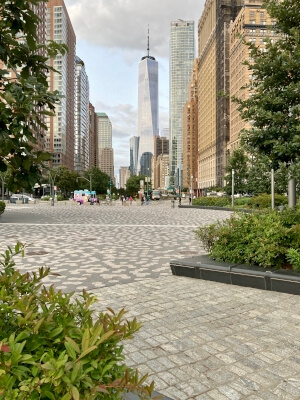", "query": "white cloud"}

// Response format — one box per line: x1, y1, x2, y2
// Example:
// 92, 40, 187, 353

65, 0, 205, 59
